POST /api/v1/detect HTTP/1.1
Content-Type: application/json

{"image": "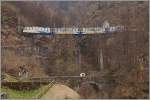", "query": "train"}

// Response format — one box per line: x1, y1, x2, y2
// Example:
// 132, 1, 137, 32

22, 26, 125, 35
